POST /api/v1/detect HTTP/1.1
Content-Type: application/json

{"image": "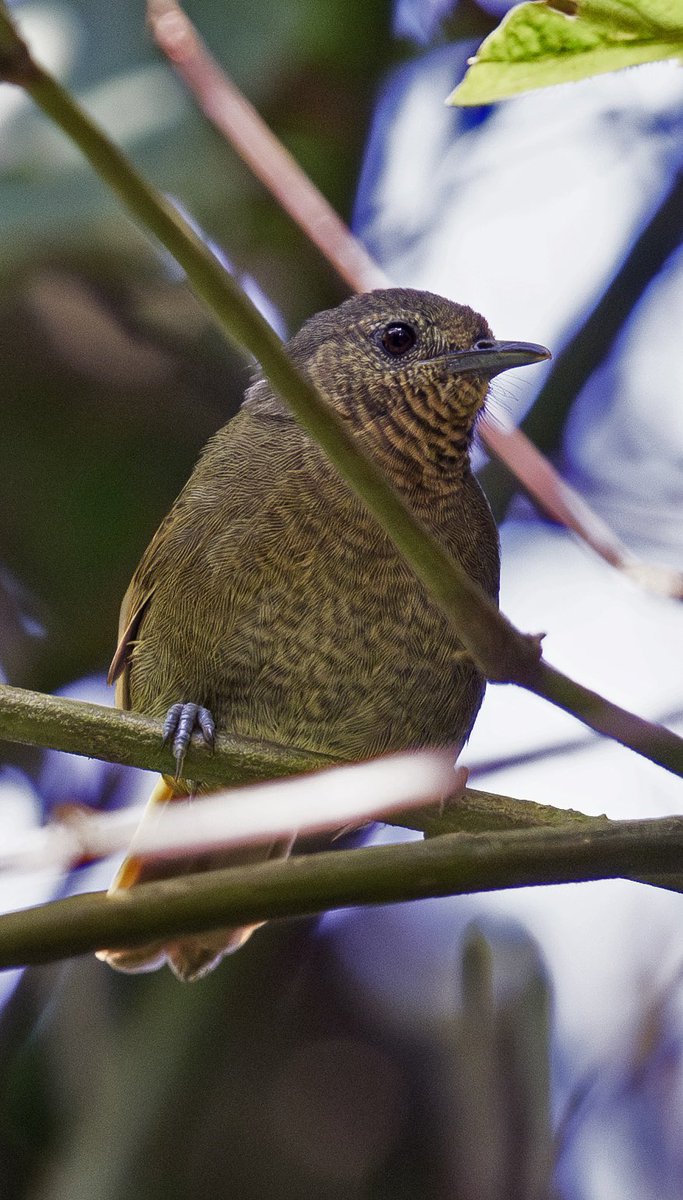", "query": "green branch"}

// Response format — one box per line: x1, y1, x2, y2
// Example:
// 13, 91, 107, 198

2, 816, 683, 969
0, 682, 598, 835
0, 7, 535, 685
0, 680, 680, 972
0, 7, 682, 778
0, 683, 329, 785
